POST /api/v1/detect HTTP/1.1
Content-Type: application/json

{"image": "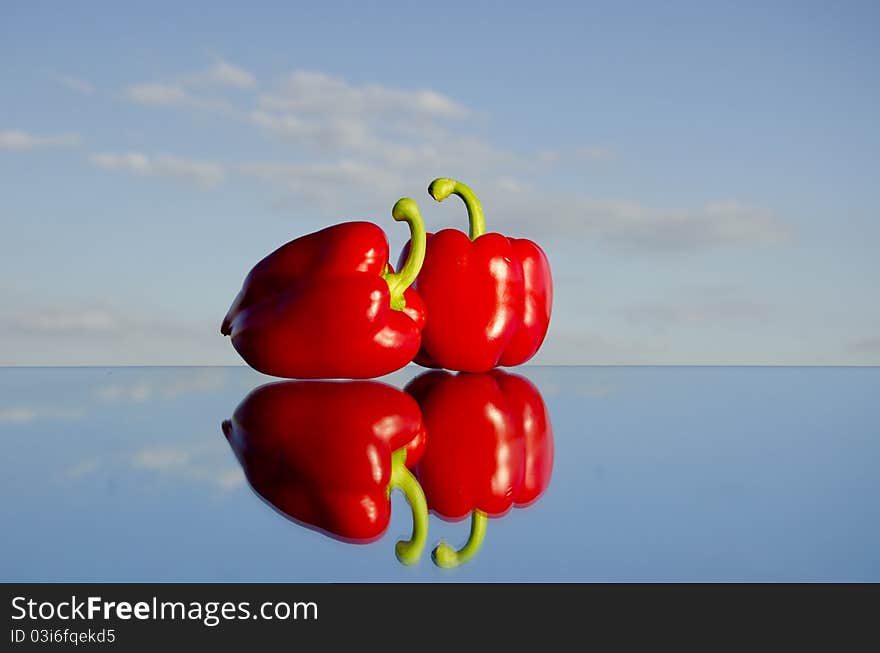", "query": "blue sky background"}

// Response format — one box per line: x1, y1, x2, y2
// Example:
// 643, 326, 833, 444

1, 0, 878, 365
